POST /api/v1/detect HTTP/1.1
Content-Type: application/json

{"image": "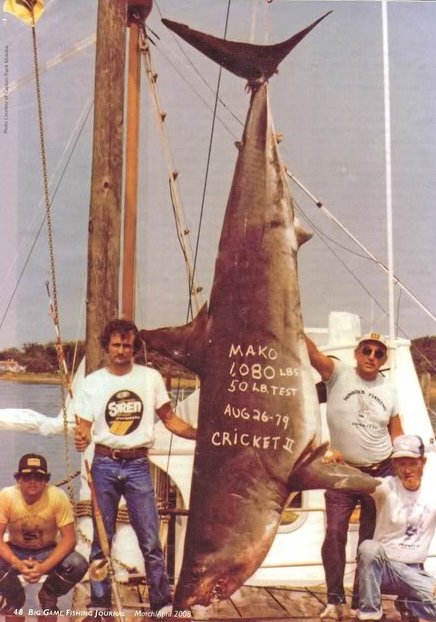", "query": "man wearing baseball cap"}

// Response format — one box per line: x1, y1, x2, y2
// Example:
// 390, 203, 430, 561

0, 454, 88, 616
356, 435, 436, 621
305, 331, 403, 618
357, 333, 389, 350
